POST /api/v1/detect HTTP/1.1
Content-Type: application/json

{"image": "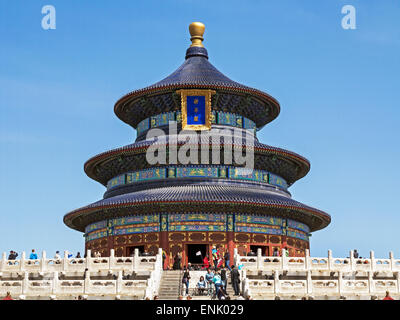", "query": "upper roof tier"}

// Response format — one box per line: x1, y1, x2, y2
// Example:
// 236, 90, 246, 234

114, 22, 280, 129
